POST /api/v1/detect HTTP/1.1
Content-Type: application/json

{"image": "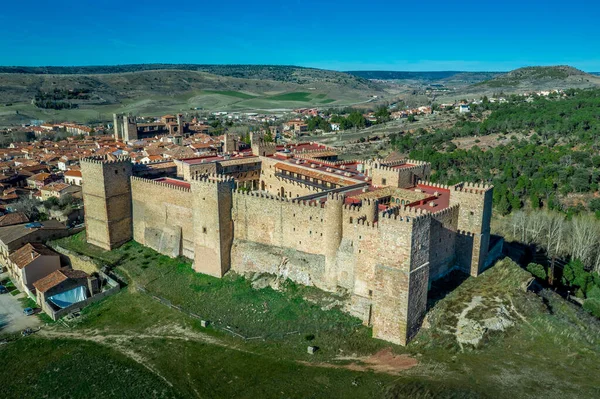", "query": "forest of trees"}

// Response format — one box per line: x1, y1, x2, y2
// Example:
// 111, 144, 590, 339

498, 211, 600, 317
390, 88, 600, 215
33, 88, 90, 109
387, 88, 600, 317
